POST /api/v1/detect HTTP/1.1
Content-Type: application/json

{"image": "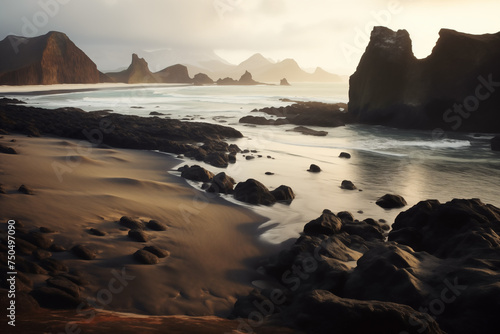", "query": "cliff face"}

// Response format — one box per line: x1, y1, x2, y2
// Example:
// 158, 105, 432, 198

0, 31, 101, 85
107, 54, 158, 84
349, 27, 500, 132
